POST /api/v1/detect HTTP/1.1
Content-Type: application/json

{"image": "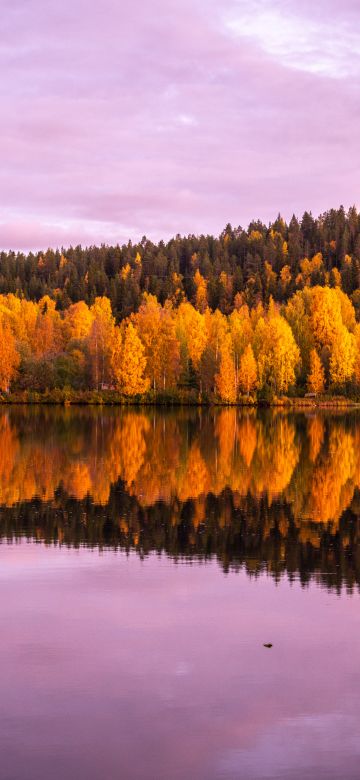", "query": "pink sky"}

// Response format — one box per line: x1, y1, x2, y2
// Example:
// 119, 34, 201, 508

1, 0, 360, 250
